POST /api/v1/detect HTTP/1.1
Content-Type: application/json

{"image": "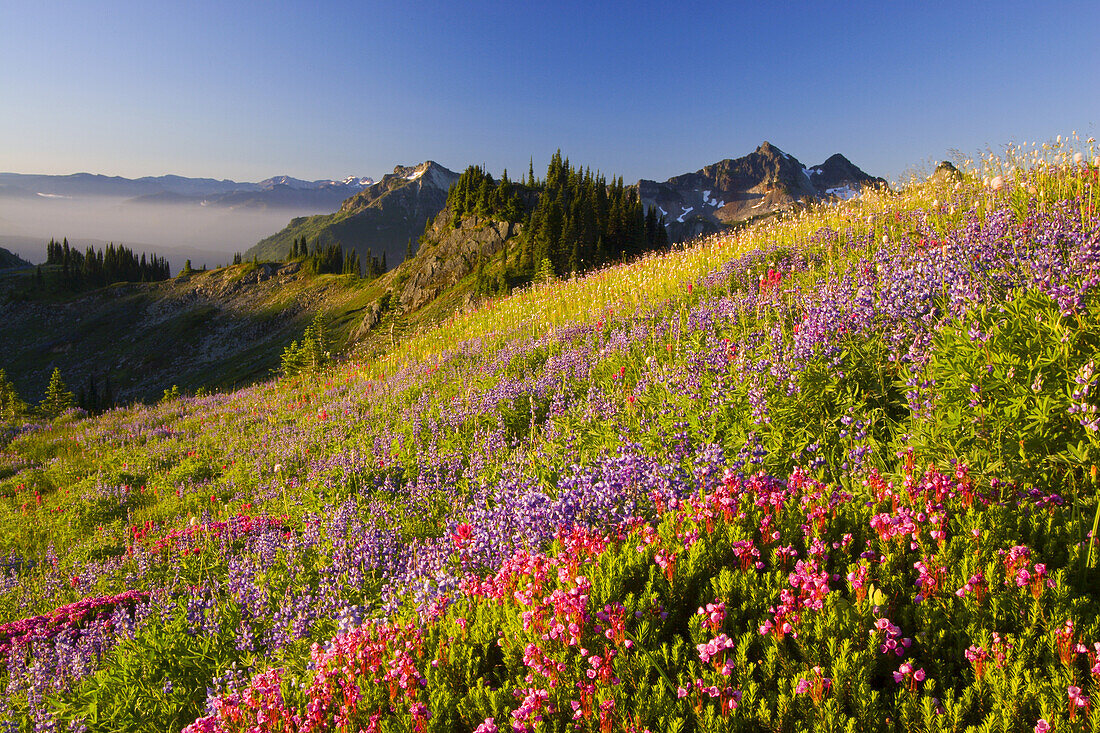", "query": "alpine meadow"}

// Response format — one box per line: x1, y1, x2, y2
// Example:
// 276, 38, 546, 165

1, 133, 1099, 733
